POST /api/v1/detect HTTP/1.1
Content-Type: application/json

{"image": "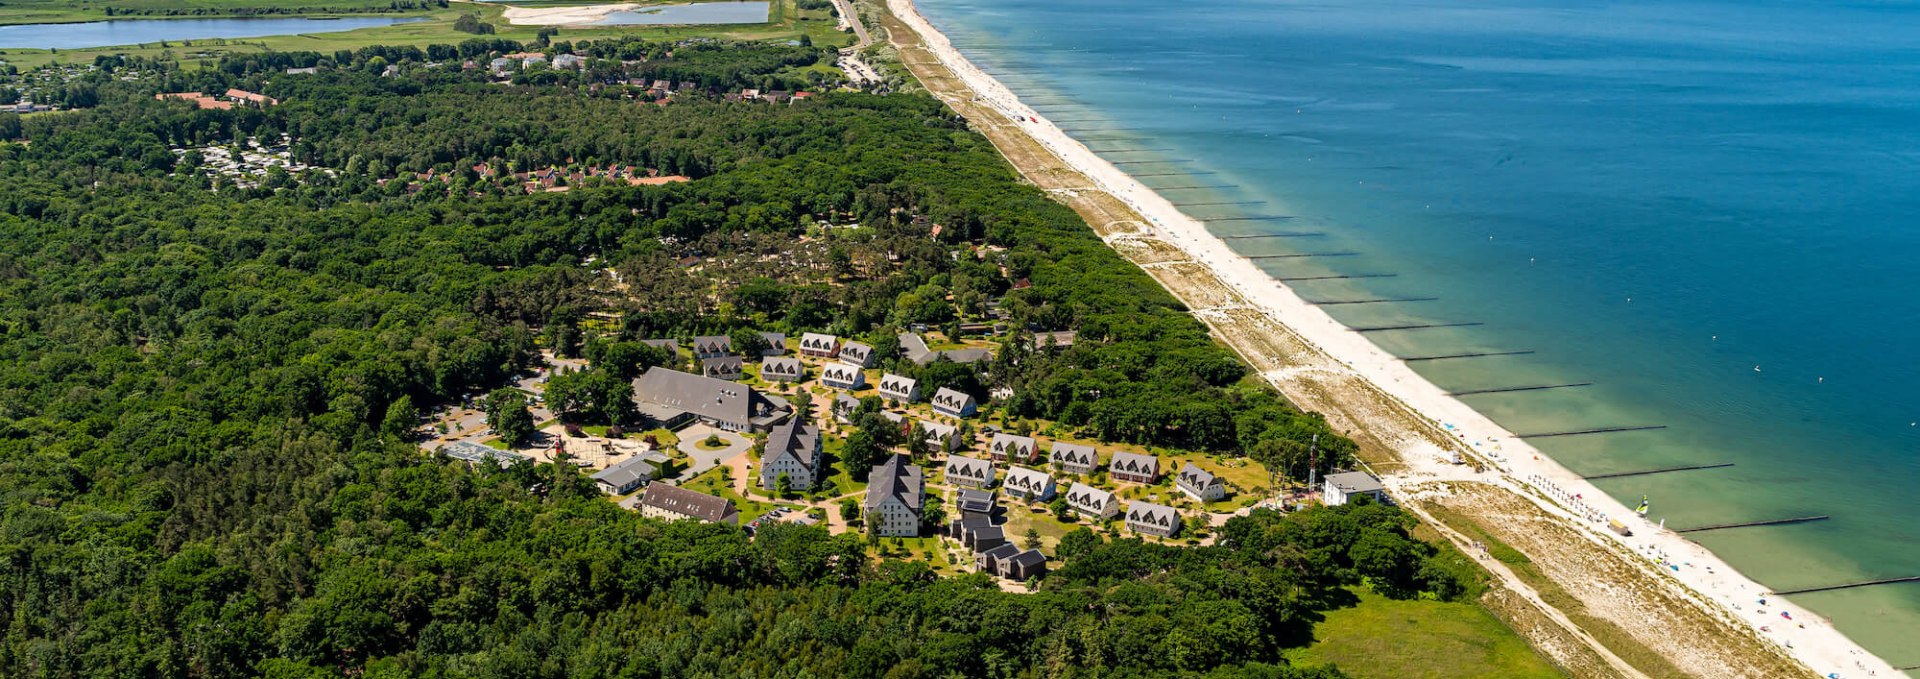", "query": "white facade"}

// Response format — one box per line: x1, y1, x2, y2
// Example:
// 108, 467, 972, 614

1002, 466, 1056, 501
930, 387, 978, 418
819, 363, 866, 390
1323, 471, 1387, 506
1064, 482, 1118, 521
877, 373, 921, 403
